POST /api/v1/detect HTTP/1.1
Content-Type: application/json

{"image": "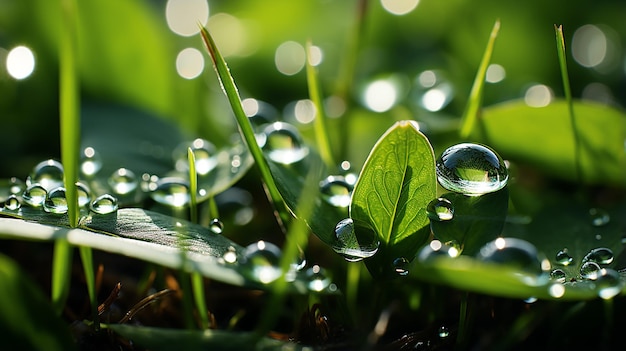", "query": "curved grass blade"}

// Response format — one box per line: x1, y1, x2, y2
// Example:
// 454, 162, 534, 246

459, 19, 500, 139
350, 121, 436, 277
